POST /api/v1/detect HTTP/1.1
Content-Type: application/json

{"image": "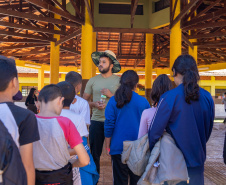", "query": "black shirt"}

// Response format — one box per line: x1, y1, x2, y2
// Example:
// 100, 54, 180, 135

0, 102, 40, 146
25, 95, 37, 106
